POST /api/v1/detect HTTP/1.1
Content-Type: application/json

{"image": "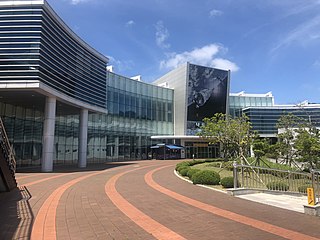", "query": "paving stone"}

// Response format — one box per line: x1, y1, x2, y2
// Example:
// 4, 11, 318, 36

0, 161, 318, 240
